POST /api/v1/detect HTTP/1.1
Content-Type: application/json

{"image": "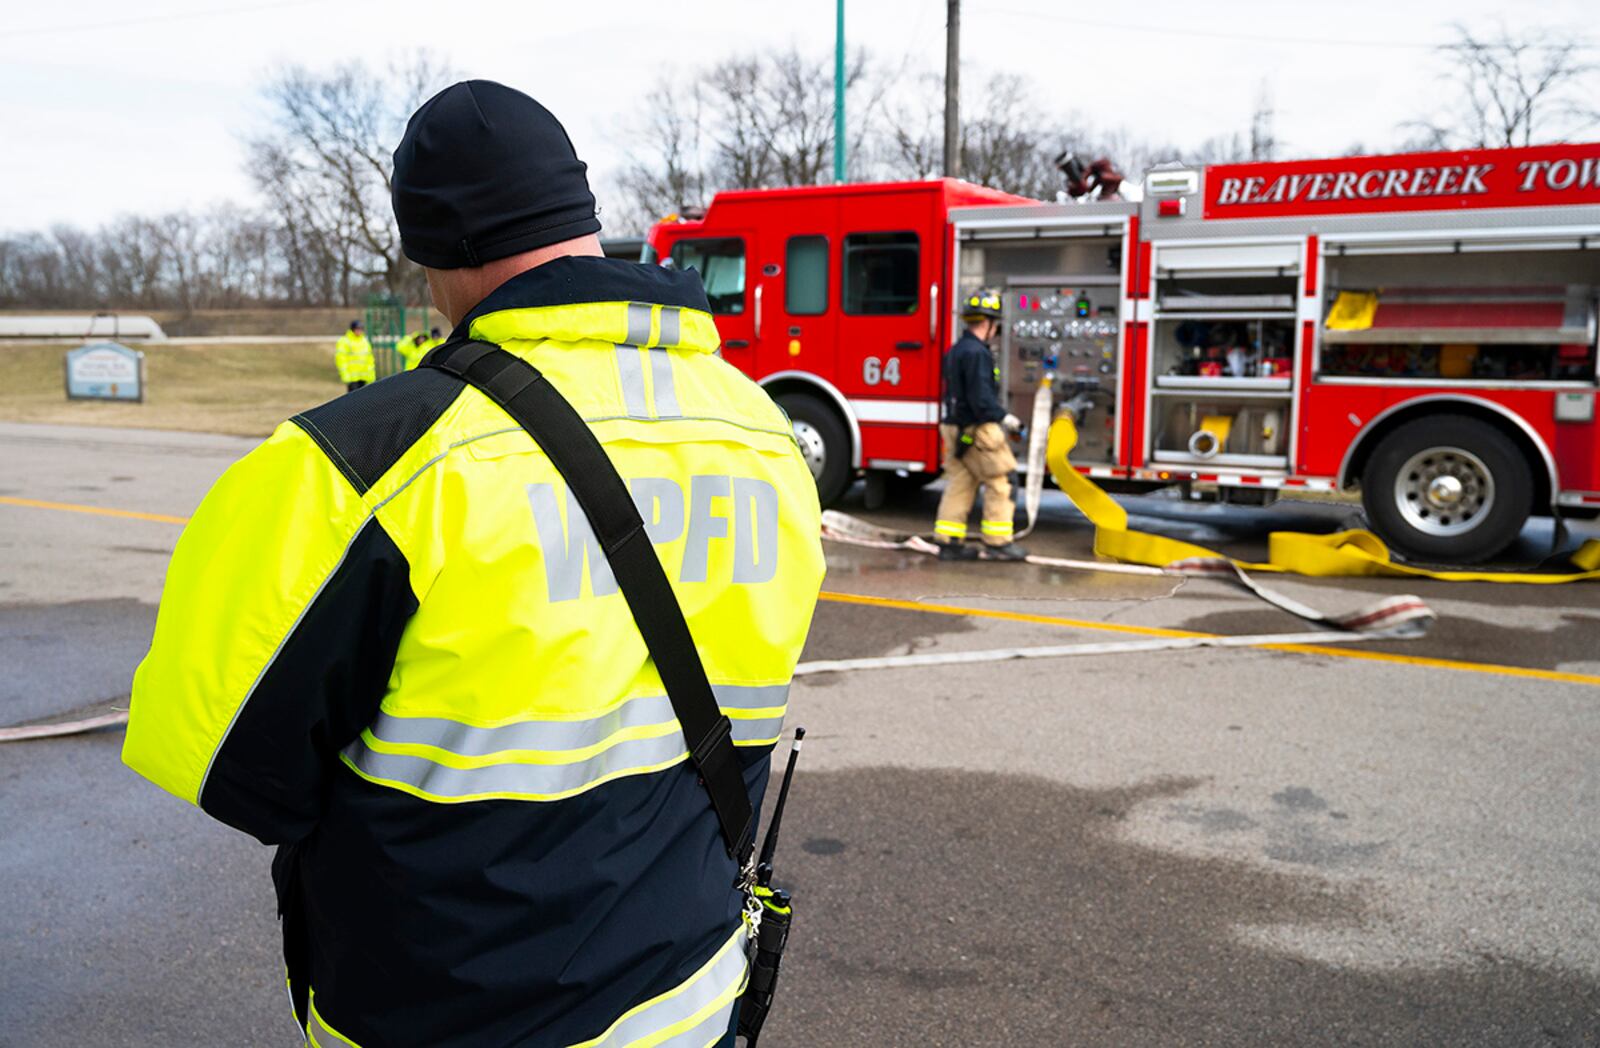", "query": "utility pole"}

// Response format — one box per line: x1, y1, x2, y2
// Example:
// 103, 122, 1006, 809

943, 0, 960, 178
833, 0, 846, 183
